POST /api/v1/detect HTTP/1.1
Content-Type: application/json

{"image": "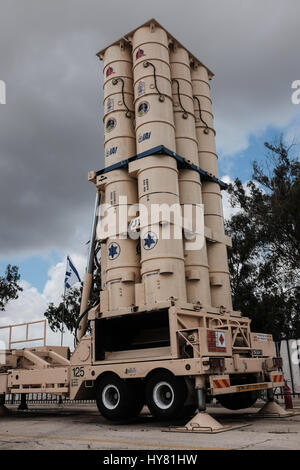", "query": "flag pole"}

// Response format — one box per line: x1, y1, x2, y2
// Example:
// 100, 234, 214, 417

62, 255, 82, 346
61, 256, 68, 347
